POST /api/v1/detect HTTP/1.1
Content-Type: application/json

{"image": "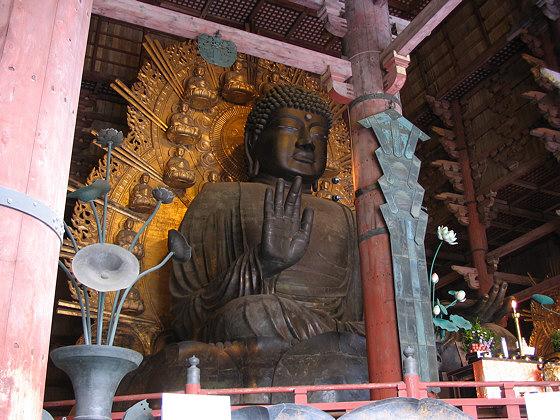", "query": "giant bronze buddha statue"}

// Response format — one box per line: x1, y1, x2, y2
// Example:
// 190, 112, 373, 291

121, 85, 366, 402
170, 84, 363, 343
